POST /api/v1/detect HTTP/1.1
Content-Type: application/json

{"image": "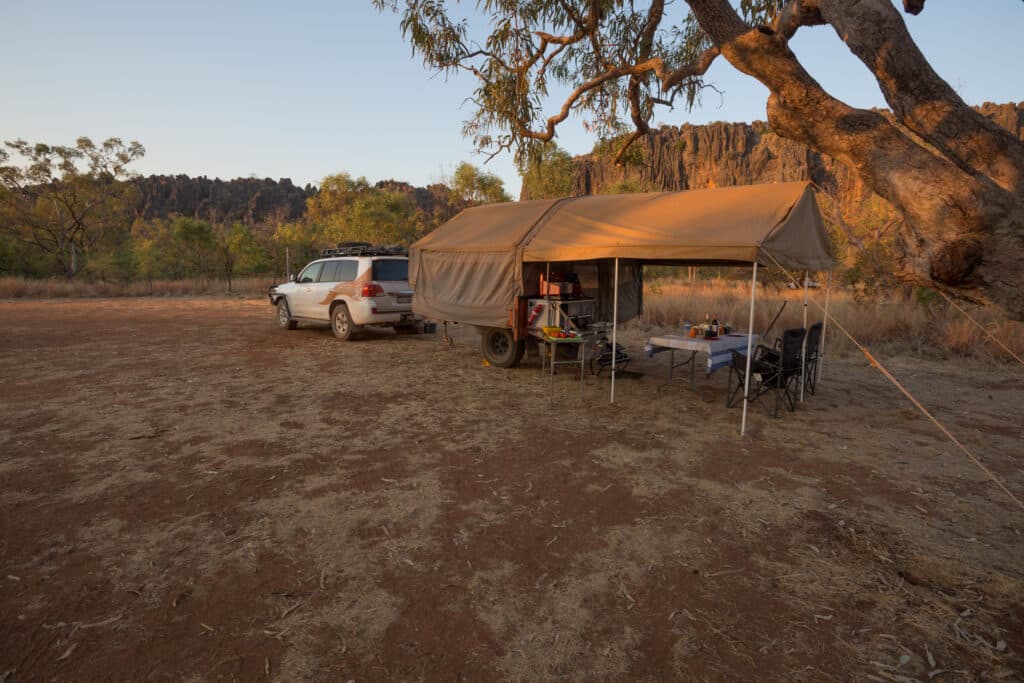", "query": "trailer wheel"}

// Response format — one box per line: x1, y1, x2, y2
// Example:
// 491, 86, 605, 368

480, 328, 525, 368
